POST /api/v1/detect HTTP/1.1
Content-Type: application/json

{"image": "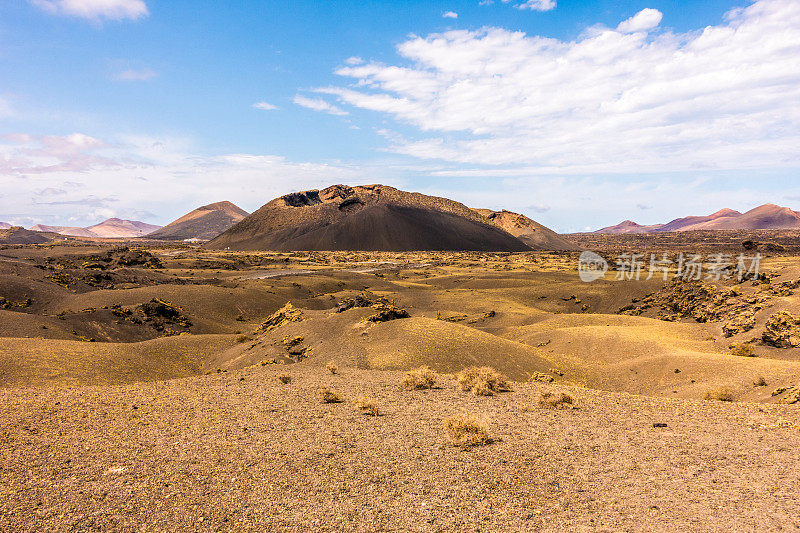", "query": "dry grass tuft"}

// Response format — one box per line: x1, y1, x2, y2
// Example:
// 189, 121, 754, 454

278, 373, 292, 384
753, 375, 768, 387
356, 396, 379, 416
444, 414, 491, 447
326, 360, 338, 375
318, 387, 342, 403
538, 391, 574, 409
729, 343, 756, 357
456, 366, 511, 396
704, 387, 734, 402
236, 334, 250, 343
402, 366, 437, 390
